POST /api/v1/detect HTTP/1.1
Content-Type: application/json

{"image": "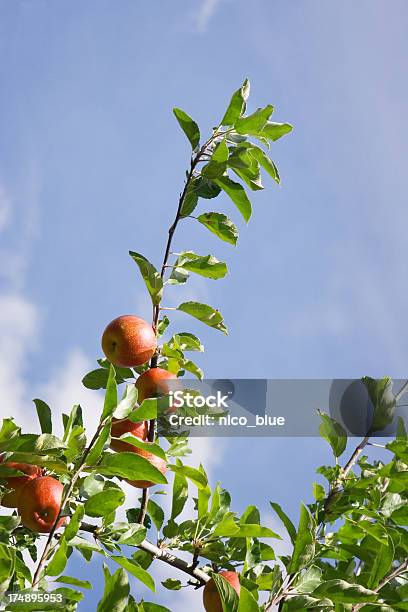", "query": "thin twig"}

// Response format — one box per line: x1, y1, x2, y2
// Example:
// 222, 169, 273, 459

324, 433, 370, 515
138, 130, 226, 524
137, 487, 149, 525
79, 522, 209, 585
352, 559, 408, 611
